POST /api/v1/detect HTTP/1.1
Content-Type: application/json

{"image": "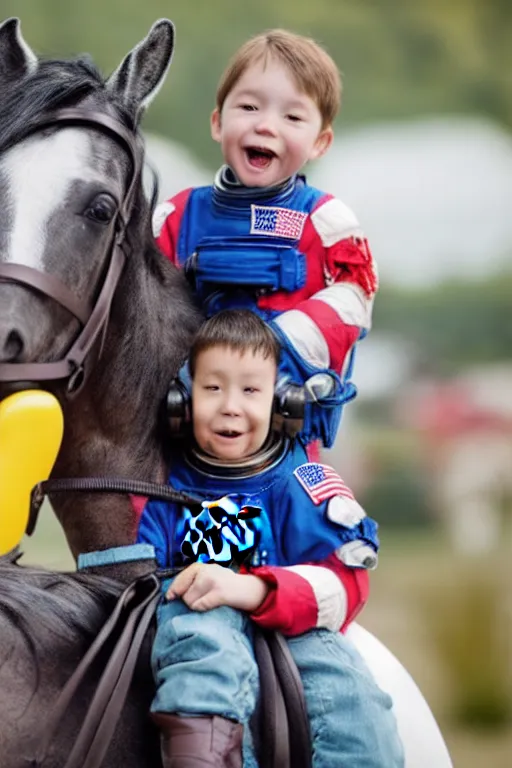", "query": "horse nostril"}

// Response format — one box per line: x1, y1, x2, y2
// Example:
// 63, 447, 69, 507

3, 329, 25, 361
